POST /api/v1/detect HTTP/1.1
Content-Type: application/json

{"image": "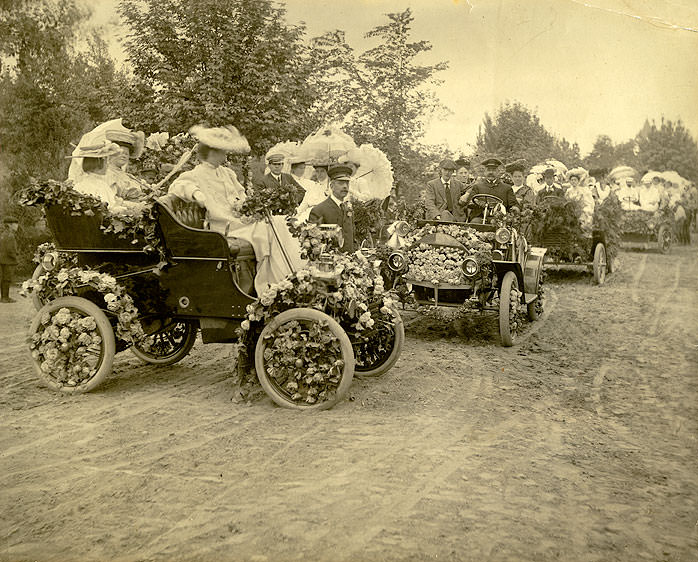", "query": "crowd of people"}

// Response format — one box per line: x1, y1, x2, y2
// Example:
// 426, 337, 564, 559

422, 155, 698, 239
